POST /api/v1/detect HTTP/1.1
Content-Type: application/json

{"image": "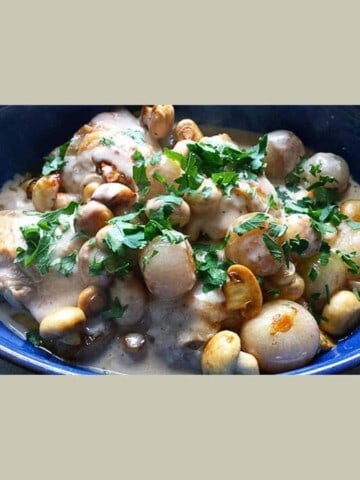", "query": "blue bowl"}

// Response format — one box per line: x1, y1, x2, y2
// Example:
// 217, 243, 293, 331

1, 105, 360, 375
